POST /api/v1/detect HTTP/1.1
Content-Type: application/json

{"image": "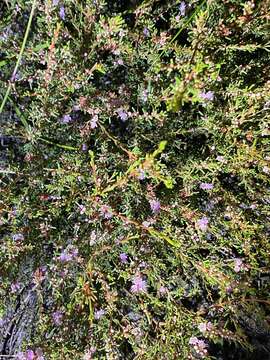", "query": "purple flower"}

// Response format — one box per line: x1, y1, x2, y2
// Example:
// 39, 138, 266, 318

83, 347, 96, 360
94, 309, 105, 320
53, 0, 59, 5
82, 144, 88, 151
200, 182, 214, 190
11, 282, 21, 293
58, 245, 78, 262
73, 104, 80, 111
52, 310, 63, 326
137, 168, 146, 180
142, 220, 151, 228
61, 114, 72, 124
141, 89, 149, 102
200, 90, 214, 101
179, 1, 186, 16
59, 252, 72, 262
26, 350, 35, 360
12, 233, 24, 241
197, 217, 209, 231
142, 218, 155, 228
59, 6, 65, 20
158, 286, 168, 296
216, 155, 227, 163
100, 205, 113, 219
90, 115, 98, 129
11, 70, 20, 82
120, 253, 128, 263
139, 261, 147, 268
117, 108, 128, 122
78, 204, 86, 214
70, 247, 78, 257
149, 199, 161, 214
143, 27, 150, 37
196, 340, 208, 355
189, 336, 199, 345
16, 352, 26, 360
234, 258, 244, 272
117, 59, 124, 66
198, 322, 213, 334
189, 337, 208, 357
128, 312, 141, 321
35, 349, 45, 360
263, 100, 270, 110
131, 275, 147, 294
